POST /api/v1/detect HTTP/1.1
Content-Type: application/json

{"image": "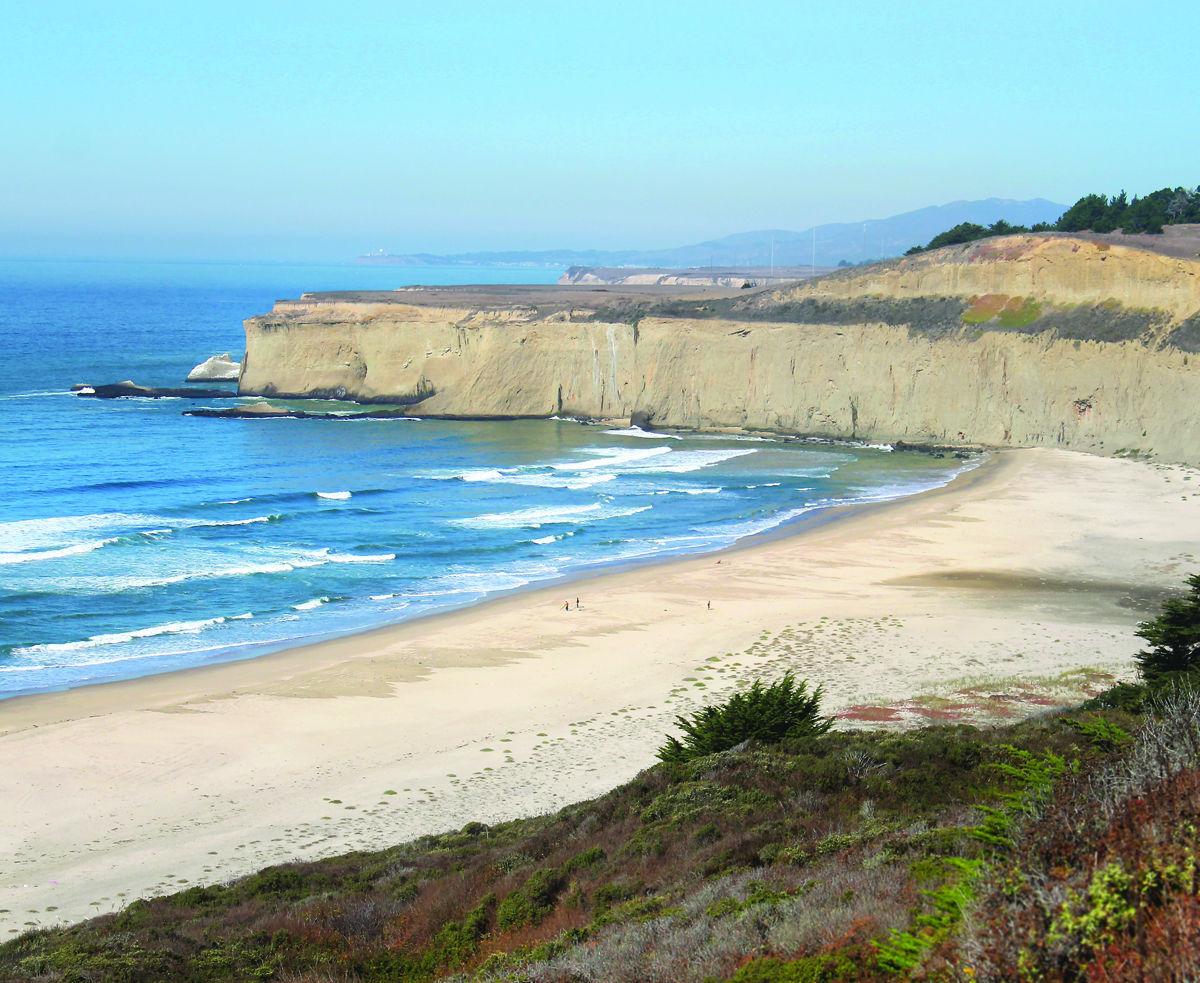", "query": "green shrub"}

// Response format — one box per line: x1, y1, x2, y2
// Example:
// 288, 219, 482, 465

425, 894, 495, 968
640, 781, 771, 825
729, 952, 861, 982
496, 868, 566, 930
875, 856, 983, 973
657, 673, 832, 763
591, 880, 642, 914
1067, 715, 1132, 752
564, 846, 605, 873
1082, 679, 1153, 712
1135, 573, 1200, 682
